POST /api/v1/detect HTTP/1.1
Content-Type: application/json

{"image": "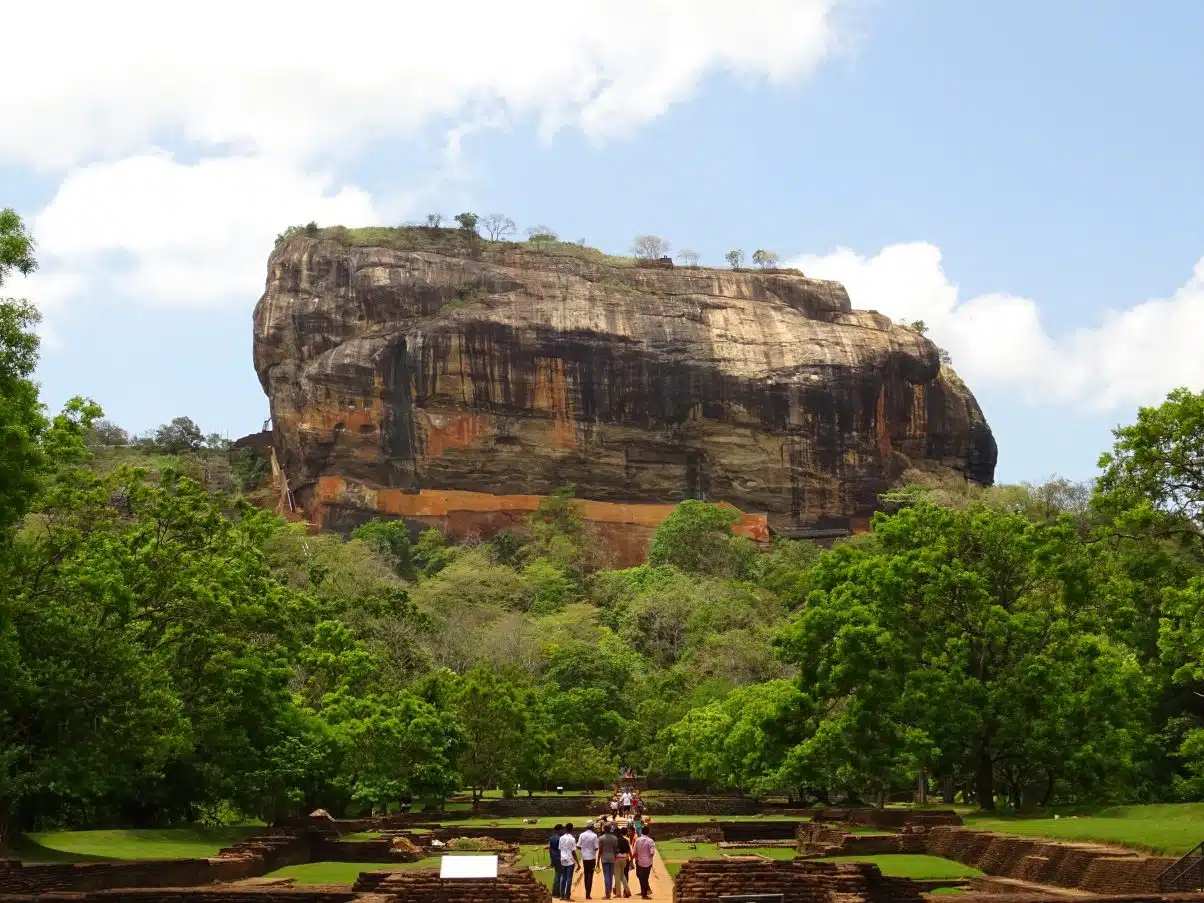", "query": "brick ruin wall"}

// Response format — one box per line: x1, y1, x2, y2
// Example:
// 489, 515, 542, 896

926, 827, 1177, 895
672, 859, 925, 903
452, 796, 762, 817
808, 808, 962, 829
797, 824, 928, 856
0, 830, 310, 896
353, 868, 550, 903
0, 892, 357, 903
